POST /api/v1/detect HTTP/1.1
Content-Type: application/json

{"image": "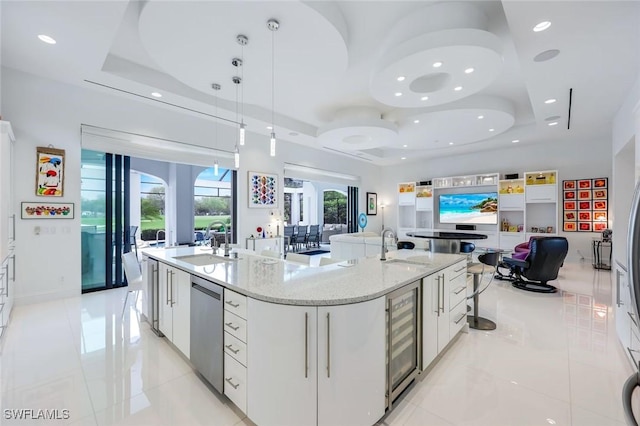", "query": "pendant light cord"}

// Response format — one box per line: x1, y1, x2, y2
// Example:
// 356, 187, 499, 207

241, 44, 245, 121
271, 27, 275, 132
